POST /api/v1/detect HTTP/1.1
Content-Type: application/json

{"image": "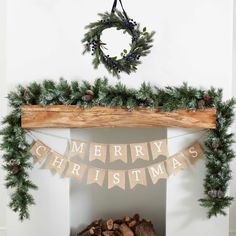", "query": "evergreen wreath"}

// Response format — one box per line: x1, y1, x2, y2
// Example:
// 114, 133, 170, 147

0, 78, 235, 220
82, 0, 155, 78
